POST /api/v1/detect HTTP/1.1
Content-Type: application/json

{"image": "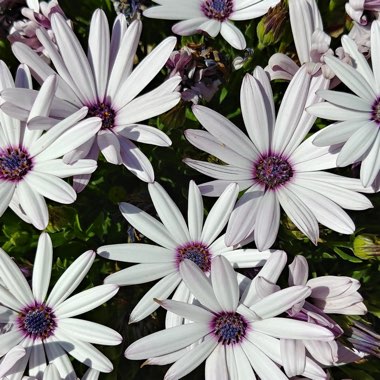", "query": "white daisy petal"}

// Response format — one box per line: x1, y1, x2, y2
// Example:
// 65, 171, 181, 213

307, 101, 370, 121
180, 260, 221, 313
280, 339, 306, 377
119, 202, 177, 249
361, 131, 380, 187
96, 130, 122, 165
0, 329, 24, 356
0, 285, 24, 311
54, 330, 113, 373
104, 263, 175, 286
144, 2, 204, 20
32, 233, 53, 303
47, 251, 95, 307
125, 323, 210, 360
220, 21, 246, 49
29, 340, 47, 378
164, 335, 217, 380
171, 18, 208, 35
97, 243, 173, 263
188, 180, 204, 241
129, 272, 181, 324
33, 159, 97, 178
58, 319, 122, 346
198, 179, 253, 196
82, 368, 100, 380
115, 124, 172, 147
317, 90, 372, 112
205, 344, 228, 380
0, 345, 26, 378
53, 284, 118, 319
231, 344, 256, 379
198, 19, 221, 38
148, 182, 191, 244
211, 256, 239, 311
15, 63, 32, 89
371, 20, 380, 90
16, 180, 48, 230
221, 249, 271, 268
0, 181, 15, 217
201, 183, 239, 244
